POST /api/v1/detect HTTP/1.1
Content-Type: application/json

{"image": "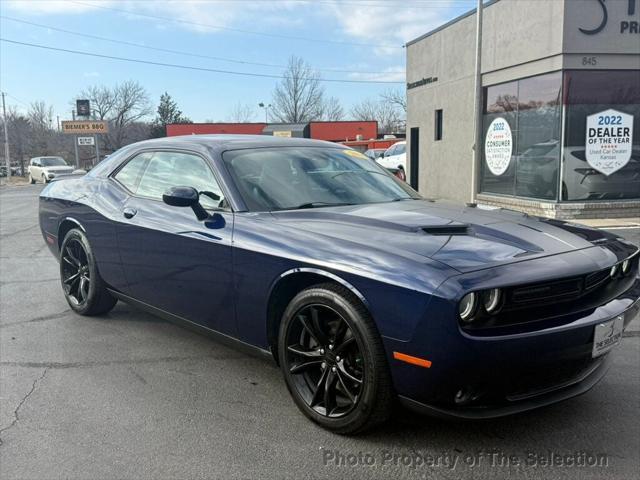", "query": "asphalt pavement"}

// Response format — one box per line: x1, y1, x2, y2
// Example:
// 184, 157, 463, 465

0, 184, 638, 480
